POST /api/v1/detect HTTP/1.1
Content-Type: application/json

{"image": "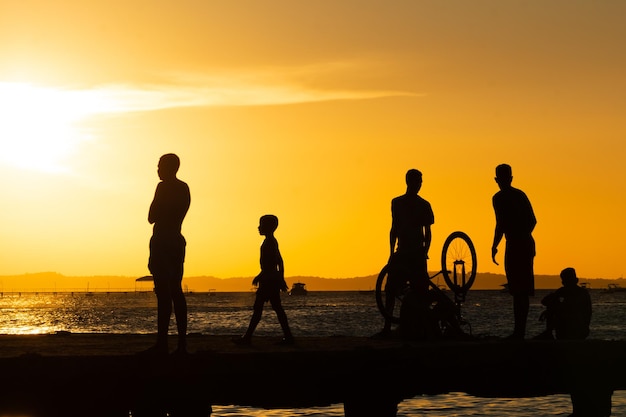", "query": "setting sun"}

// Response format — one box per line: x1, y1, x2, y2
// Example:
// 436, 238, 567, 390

0, 82, 111, 173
